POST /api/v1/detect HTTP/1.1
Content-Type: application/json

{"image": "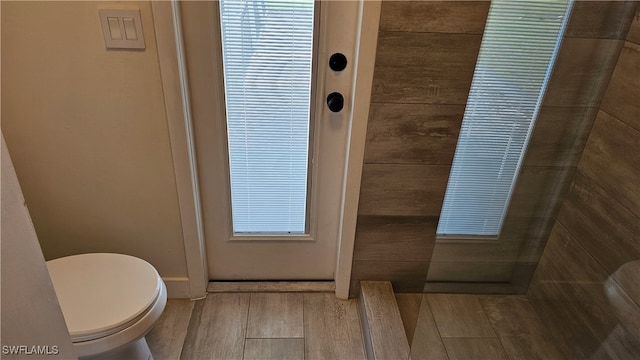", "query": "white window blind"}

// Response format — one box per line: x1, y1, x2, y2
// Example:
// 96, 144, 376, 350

219, 0, 315, 234
437, 0, 573, 237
